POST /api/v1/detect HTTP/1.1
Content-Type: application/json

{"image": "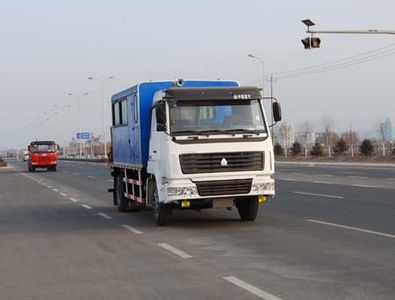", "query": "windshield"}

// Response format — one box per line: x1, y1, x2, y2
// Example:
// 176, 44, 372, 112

30, 144, 56, 153
169, 99, 267, 135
